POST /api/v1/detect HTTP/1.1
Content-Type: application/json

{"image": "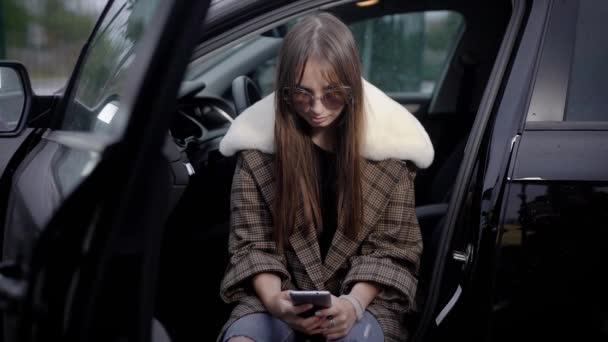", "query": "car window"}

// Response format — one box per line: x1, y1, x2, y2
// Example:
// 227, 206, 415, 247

252, 11, 463, 97
52, 0, 161, 197
60, 0, 160, 137
1, 0, 102, 95
350, 11, 463, 95
563, 0, 608, 122
253, 58, 277, 96
527, 0, 608, 123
